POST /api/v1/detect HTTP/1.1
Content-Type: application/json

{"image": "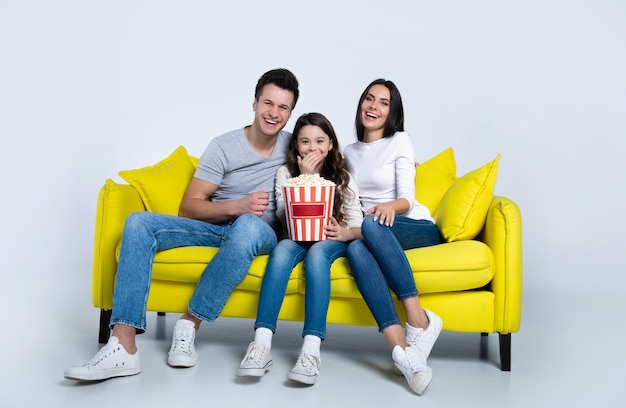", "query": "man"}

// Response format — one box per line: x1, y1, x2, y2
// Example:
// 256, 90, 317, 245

64, 68, 300, 381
